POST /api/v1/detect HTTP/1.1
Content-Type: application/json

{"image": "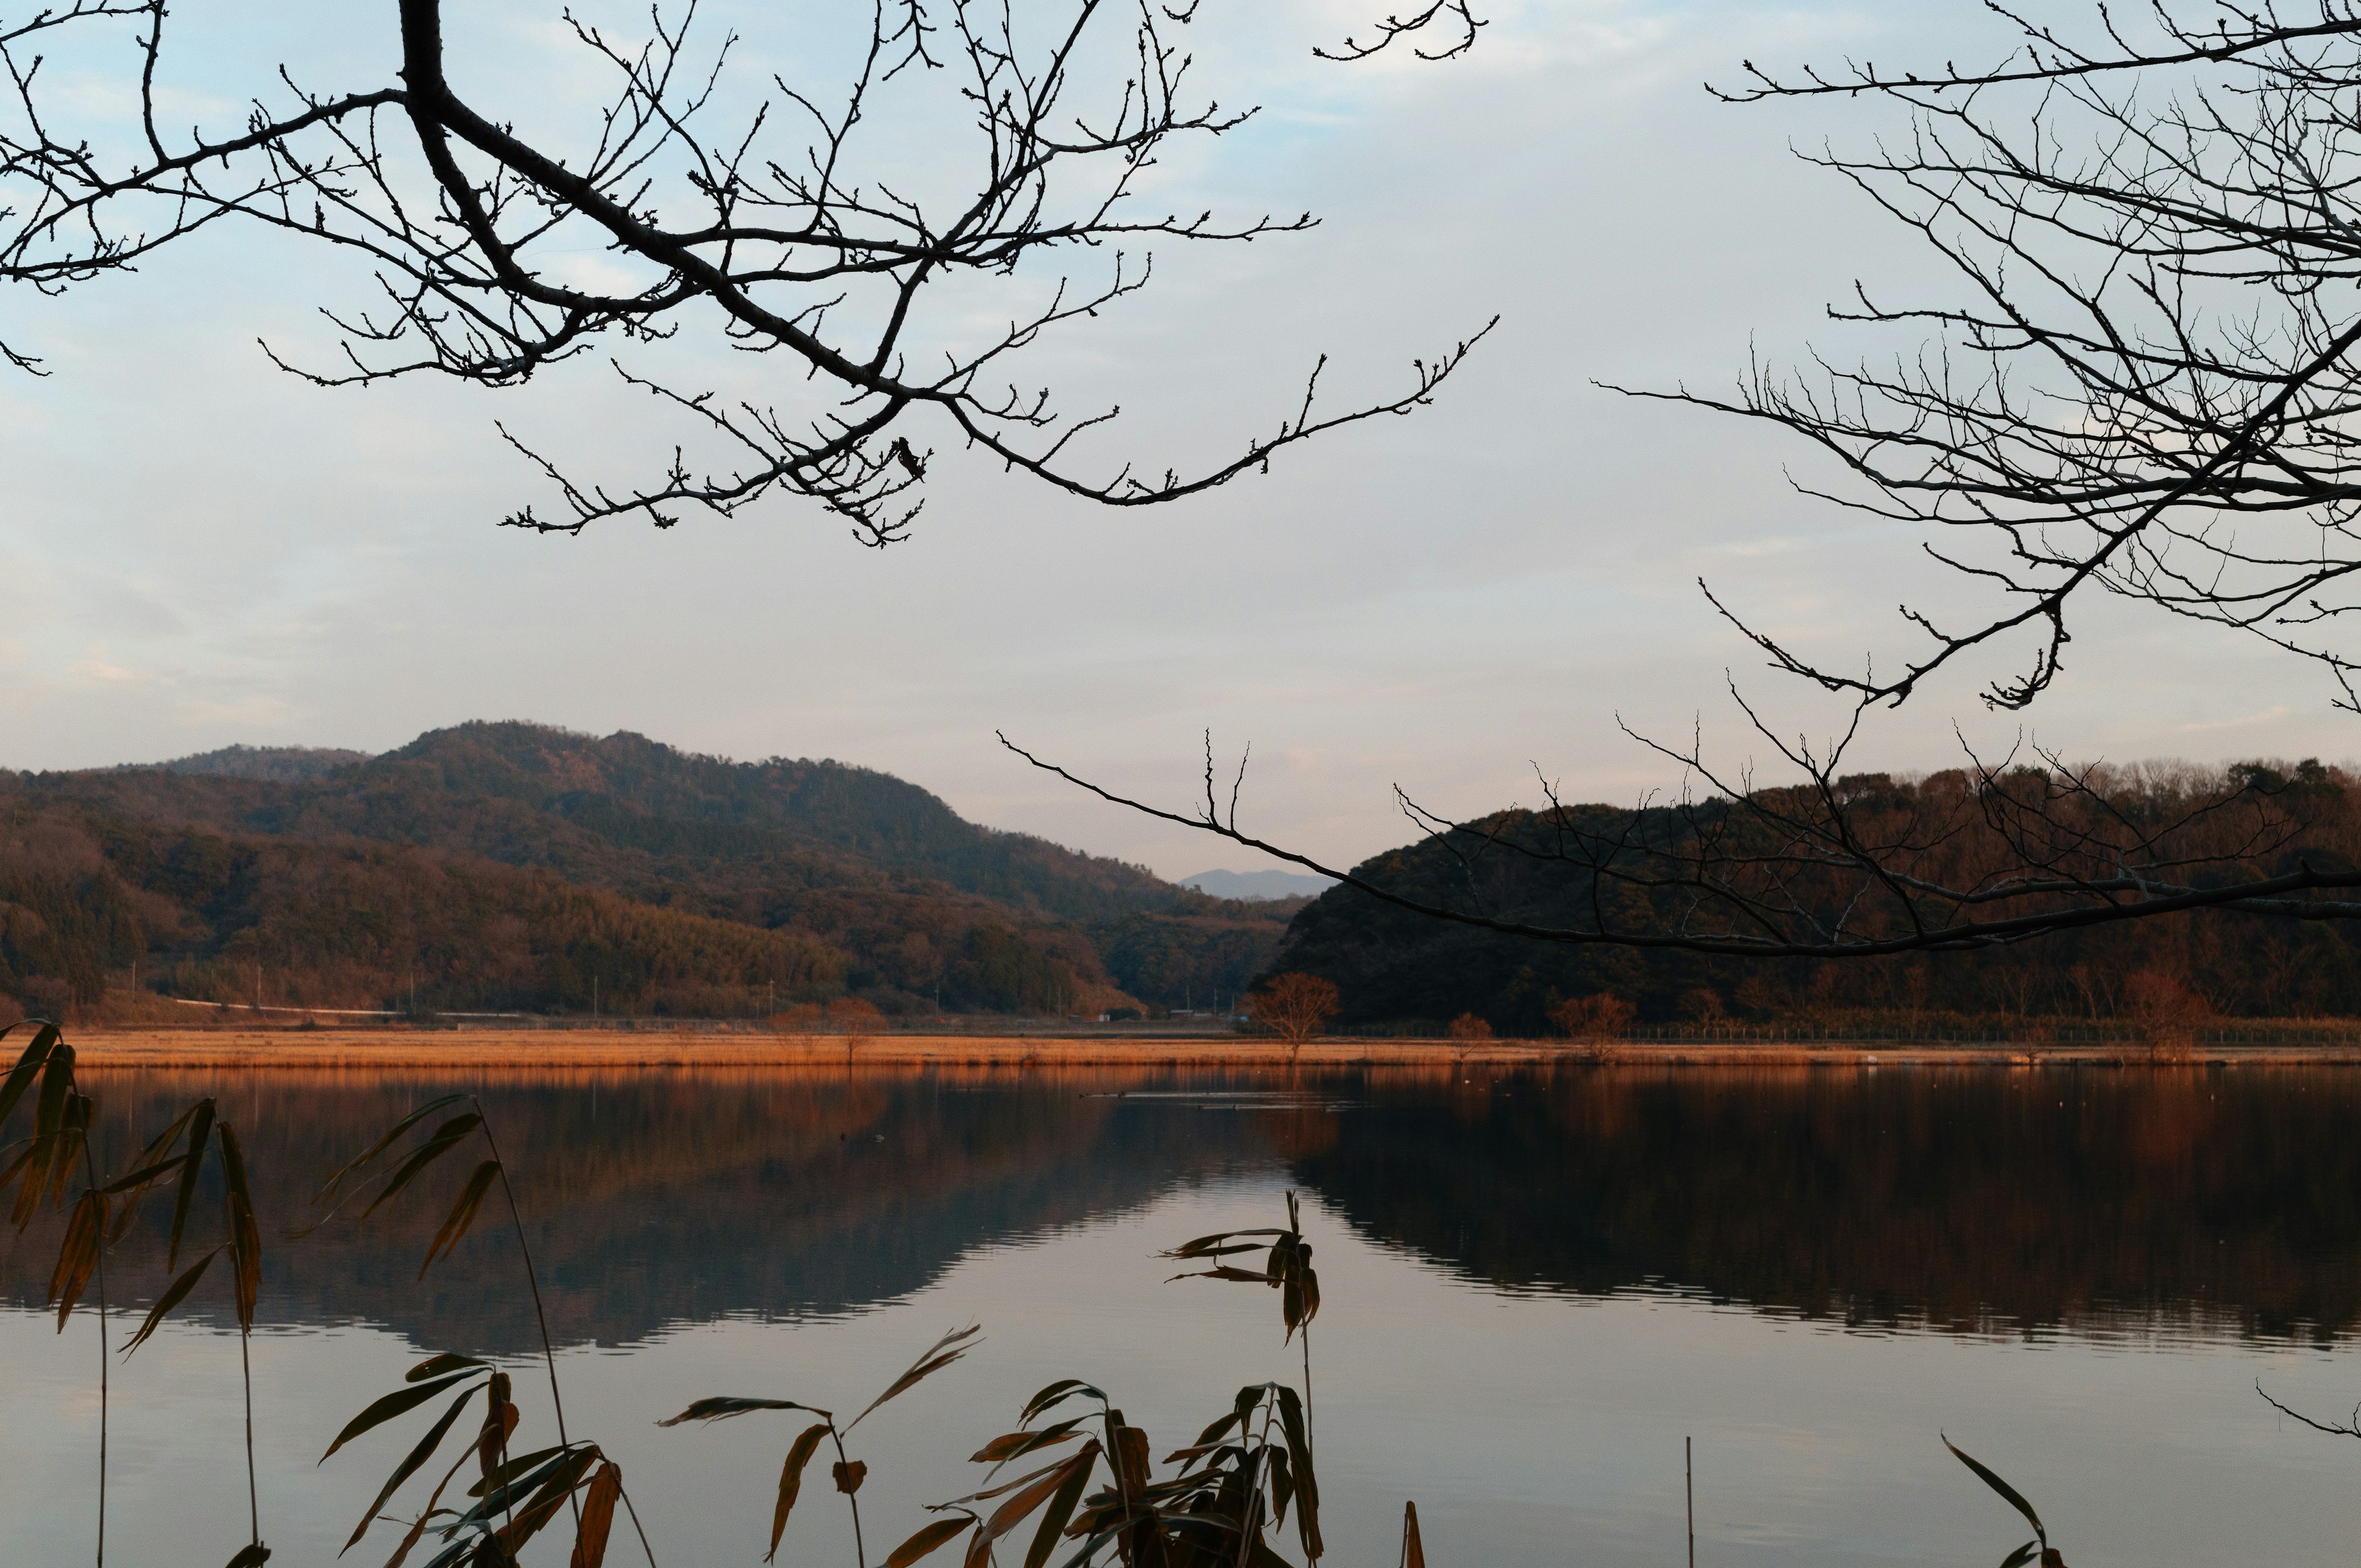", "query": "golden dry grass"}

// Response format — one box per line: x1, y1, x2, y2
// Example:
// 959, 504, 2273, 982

59, 1026, 2361, 1071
